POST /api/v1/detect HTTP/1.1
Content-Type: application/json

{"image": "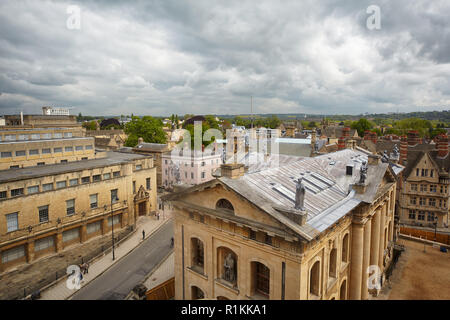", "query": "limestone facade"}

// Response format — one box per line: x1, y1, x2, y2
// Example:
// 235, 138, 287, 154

0, 153, 157, 272
165, 150, 398, 300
